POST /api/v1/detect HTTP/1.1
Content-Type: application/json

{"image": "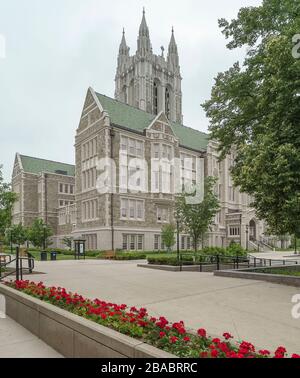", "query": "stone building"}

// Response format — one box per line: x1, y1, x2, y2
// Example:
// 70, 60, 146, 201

12, 10, 270, 251
11, 153, 75, 243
